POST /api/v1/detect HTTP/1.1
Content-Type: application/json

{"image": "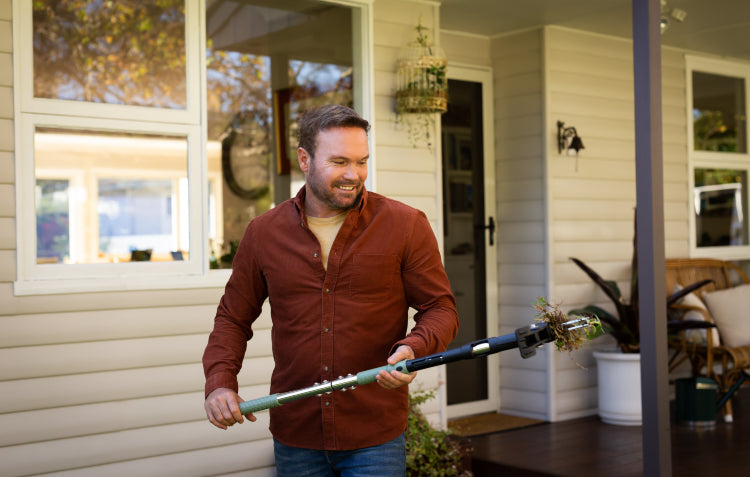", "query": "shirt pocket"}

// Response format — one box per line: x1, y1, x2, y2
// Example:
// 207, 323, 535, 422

350, 253, 399, 302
